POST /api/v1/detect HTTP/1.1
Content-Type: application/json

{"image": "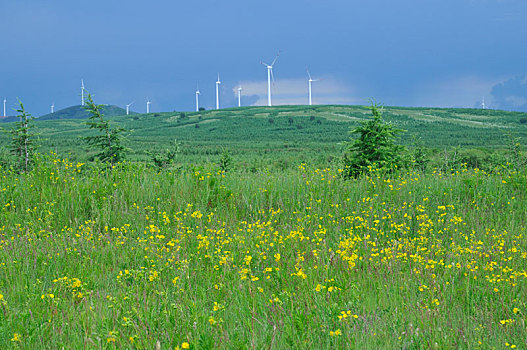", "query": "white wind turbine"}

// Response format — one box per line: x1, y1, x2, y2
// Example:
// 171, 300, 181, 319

481, 97, 487, 109
195, 84, 200, 112
51, 102, 55, 113
260, 52, 280, 106
146, 99, 151, 113
3, 98, 6, 117
126, 102, 134, 115
81, 79, 85, 106
306, 68, 319, 106
216, 74, 221, 110
238, 86, 242, 107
